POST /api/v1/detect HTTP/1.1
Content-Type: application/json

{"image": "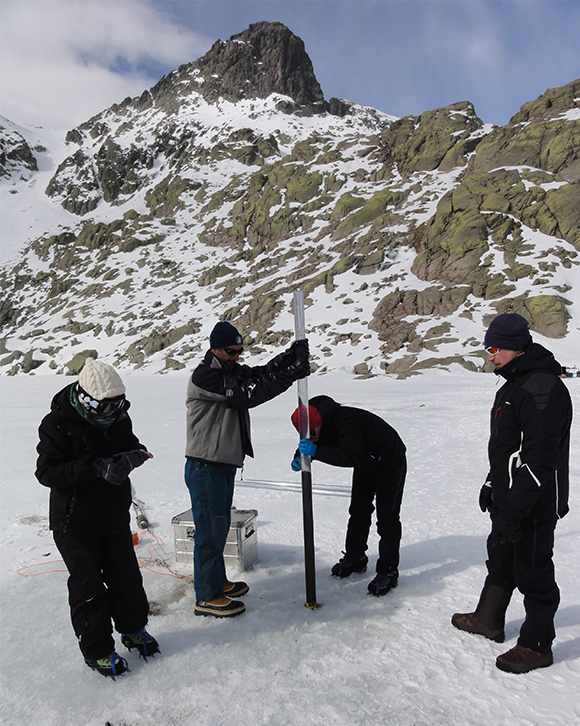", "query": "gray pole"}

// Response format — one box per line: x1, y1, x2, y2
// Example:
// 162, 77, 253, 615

293, 290, 319, 609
